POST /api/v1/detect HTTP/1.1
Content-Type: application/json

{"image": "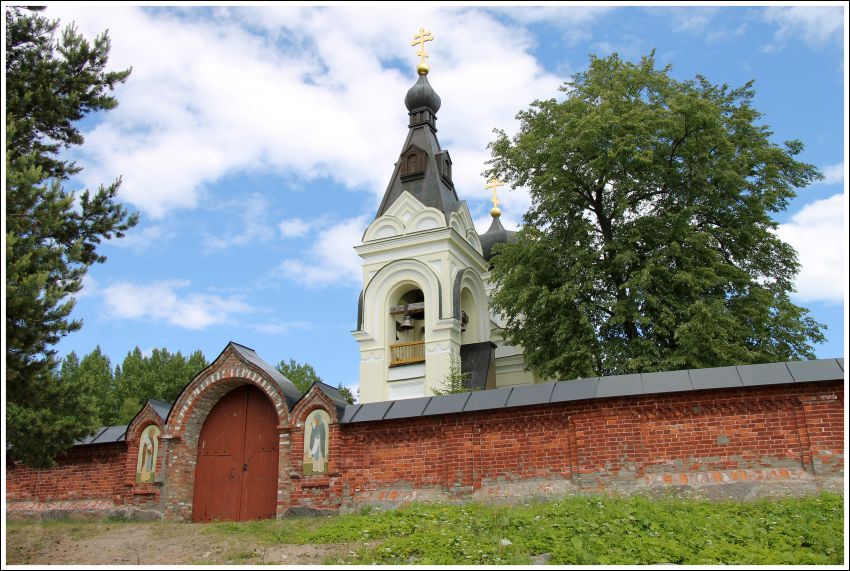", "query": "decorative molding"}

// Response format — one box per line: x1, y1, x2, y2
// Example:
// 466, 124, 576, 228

361, 351, 385, 362
640, 397, 798, 421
